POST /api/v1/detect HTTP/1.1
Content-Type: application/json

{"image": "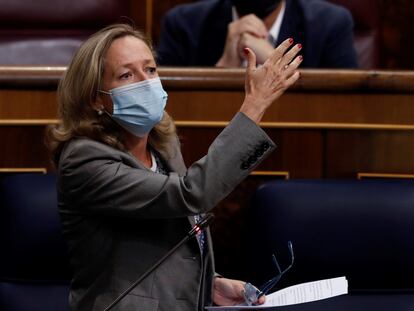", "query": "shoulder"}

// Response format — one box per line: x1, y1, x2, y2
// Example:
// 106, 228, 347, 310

163, 0, 231, 29
60, 137, 122, 160
296, 0, 353, 24
58, 137, 131, 172
165, 0, 223, 20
